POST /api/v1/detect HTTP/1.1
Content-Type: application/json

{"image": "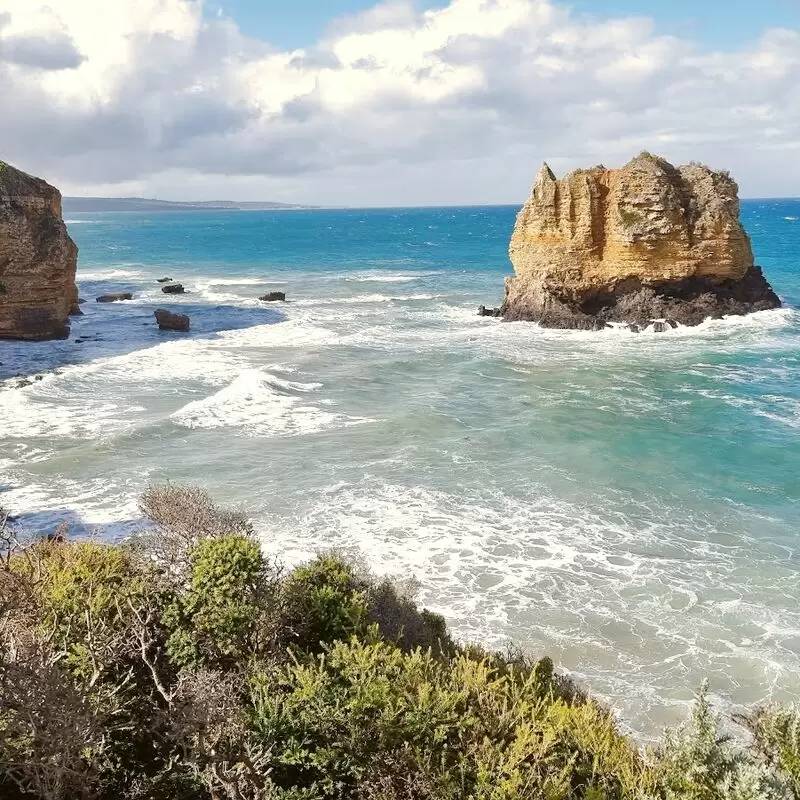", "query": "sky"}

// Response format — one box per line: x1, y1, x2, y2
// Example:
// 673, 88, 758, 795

1, 0, 799, 205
